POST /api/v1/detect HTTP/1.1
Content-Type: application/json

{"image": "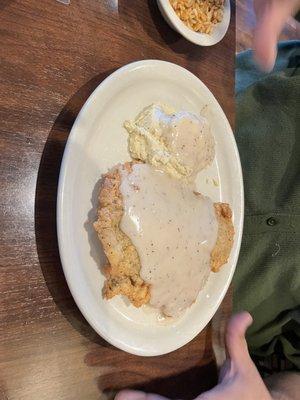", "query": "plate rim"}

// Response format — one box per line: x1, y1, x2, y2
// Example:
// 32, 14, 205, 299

57, 59, 244, 356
